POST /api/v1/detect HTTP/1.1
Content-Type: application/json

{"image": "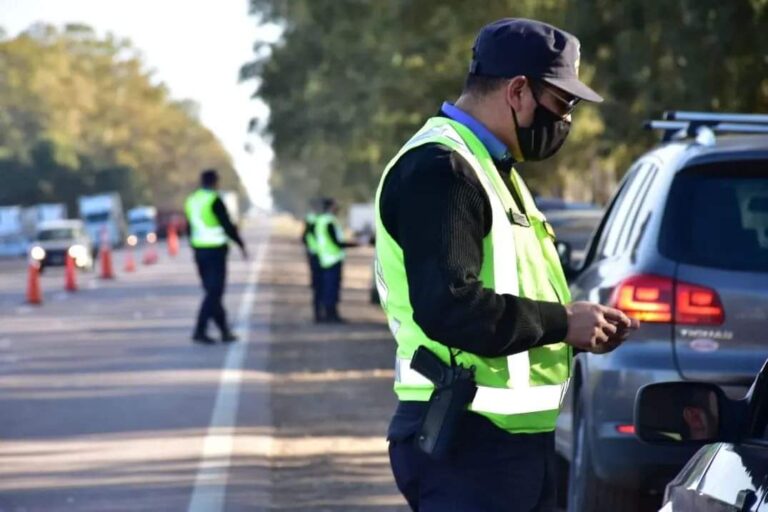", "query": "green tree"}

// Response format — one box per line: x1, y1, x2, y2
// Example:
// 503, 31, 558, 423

0, 23, 240, 212
245, 0, 768, 213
